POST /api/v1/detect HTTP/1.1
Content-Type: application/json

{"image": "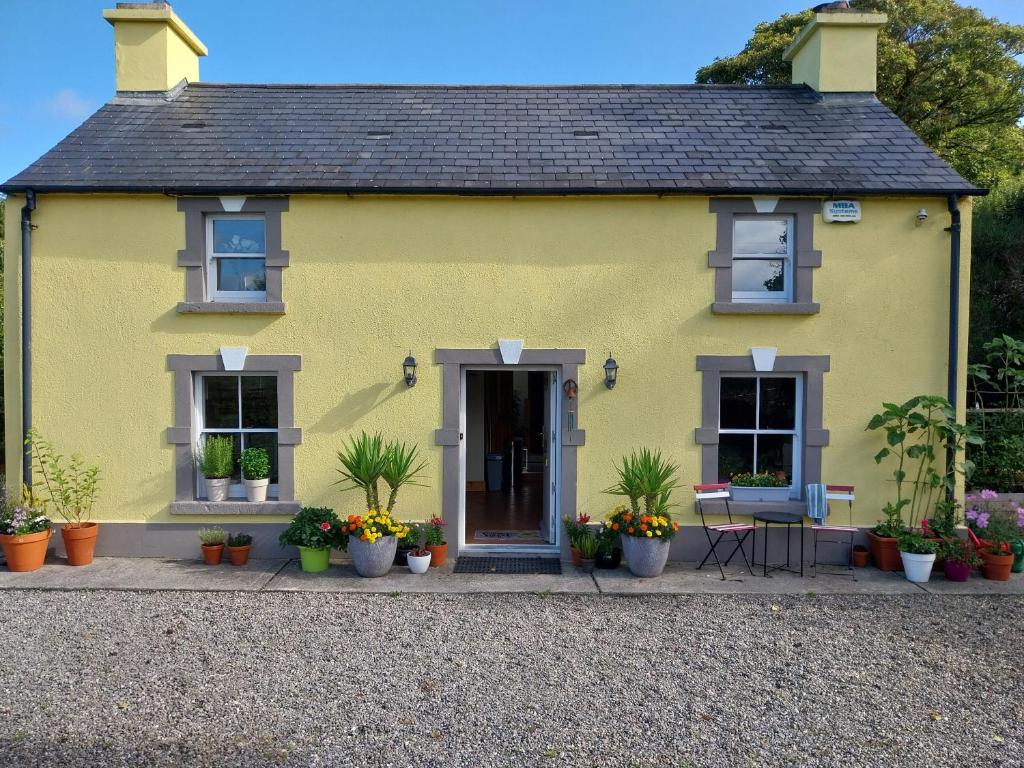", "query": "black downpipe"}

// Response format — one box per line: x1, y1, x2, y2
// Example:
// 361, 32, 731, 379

20, 190, 35, 490
946, 194, 961, 409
